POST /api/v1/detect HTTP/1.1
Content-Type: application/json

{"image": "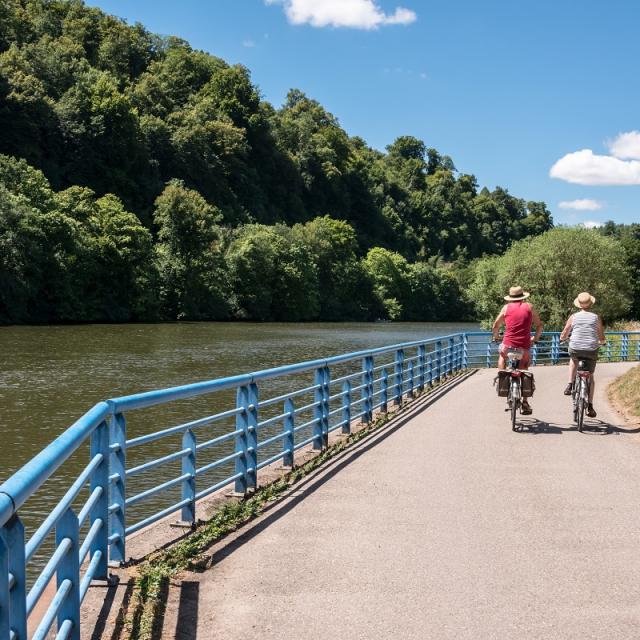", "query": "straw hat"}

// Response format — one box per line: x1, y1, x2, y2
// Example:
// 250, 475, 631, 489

574, 291, 596, 308
504, 286, 530, 301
